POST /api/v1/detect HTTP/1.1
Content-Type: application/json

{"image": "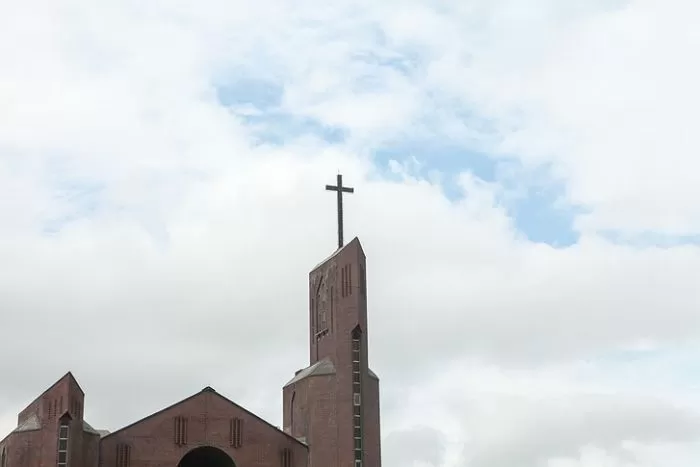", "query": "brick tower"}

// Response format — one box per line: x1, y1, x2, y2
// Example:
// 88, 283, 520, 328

282, 176, 381, 467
